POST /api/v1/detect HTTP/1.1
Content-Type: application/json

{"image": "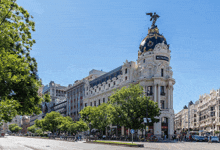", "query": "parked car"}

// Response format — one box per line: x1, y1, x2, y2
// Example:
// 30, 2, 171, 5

194, 136, 205, 142
208, 136, 219, 142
